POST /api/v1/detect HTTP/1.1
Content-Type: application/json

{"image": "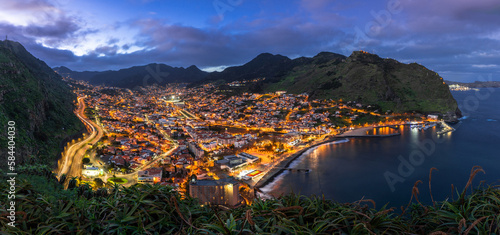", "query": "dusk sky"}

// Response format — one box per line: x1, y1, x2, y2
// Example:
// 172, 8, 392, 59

1, 0, 499, 82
